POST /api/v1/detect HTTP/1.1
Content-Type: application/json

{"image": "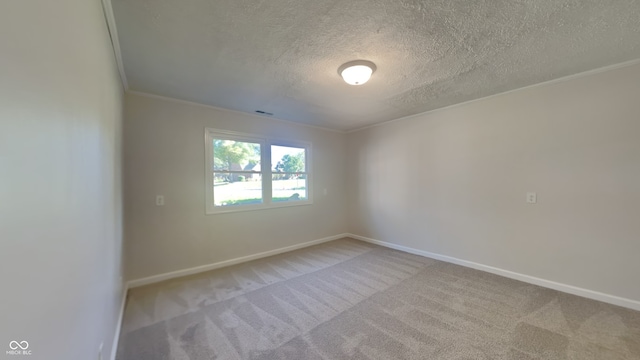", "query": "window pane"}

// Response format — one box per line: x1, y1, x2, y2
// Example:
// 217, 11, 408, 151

213, 139, 261, 171
214, 172, 262, 206
272, 145, 305, 172
272, 175, 306, 202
